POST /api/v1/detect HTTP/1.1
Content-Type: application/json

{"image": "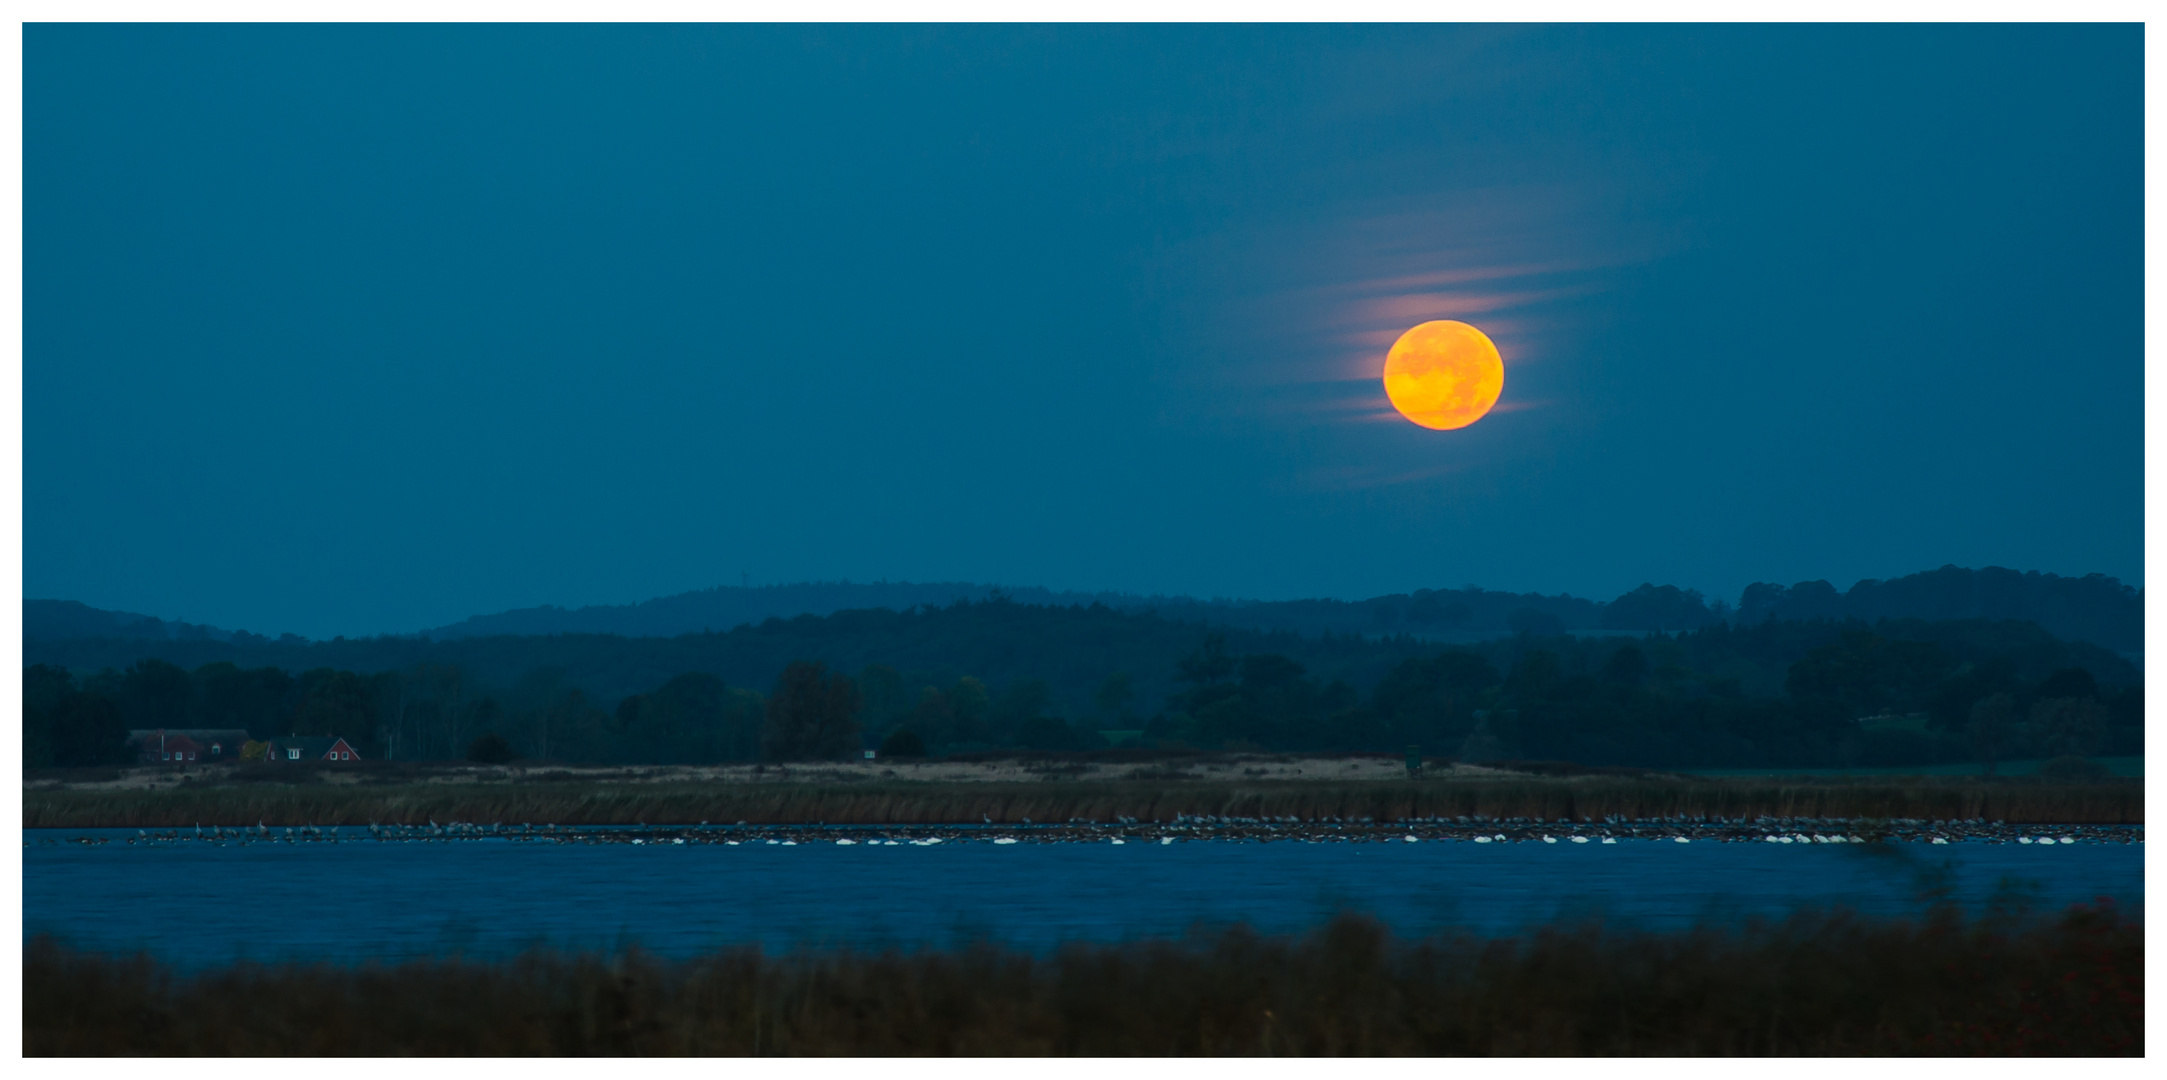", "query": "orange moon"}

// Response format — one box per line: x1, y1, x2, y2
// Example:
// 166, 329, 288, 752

1381, 320, 1504, 430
